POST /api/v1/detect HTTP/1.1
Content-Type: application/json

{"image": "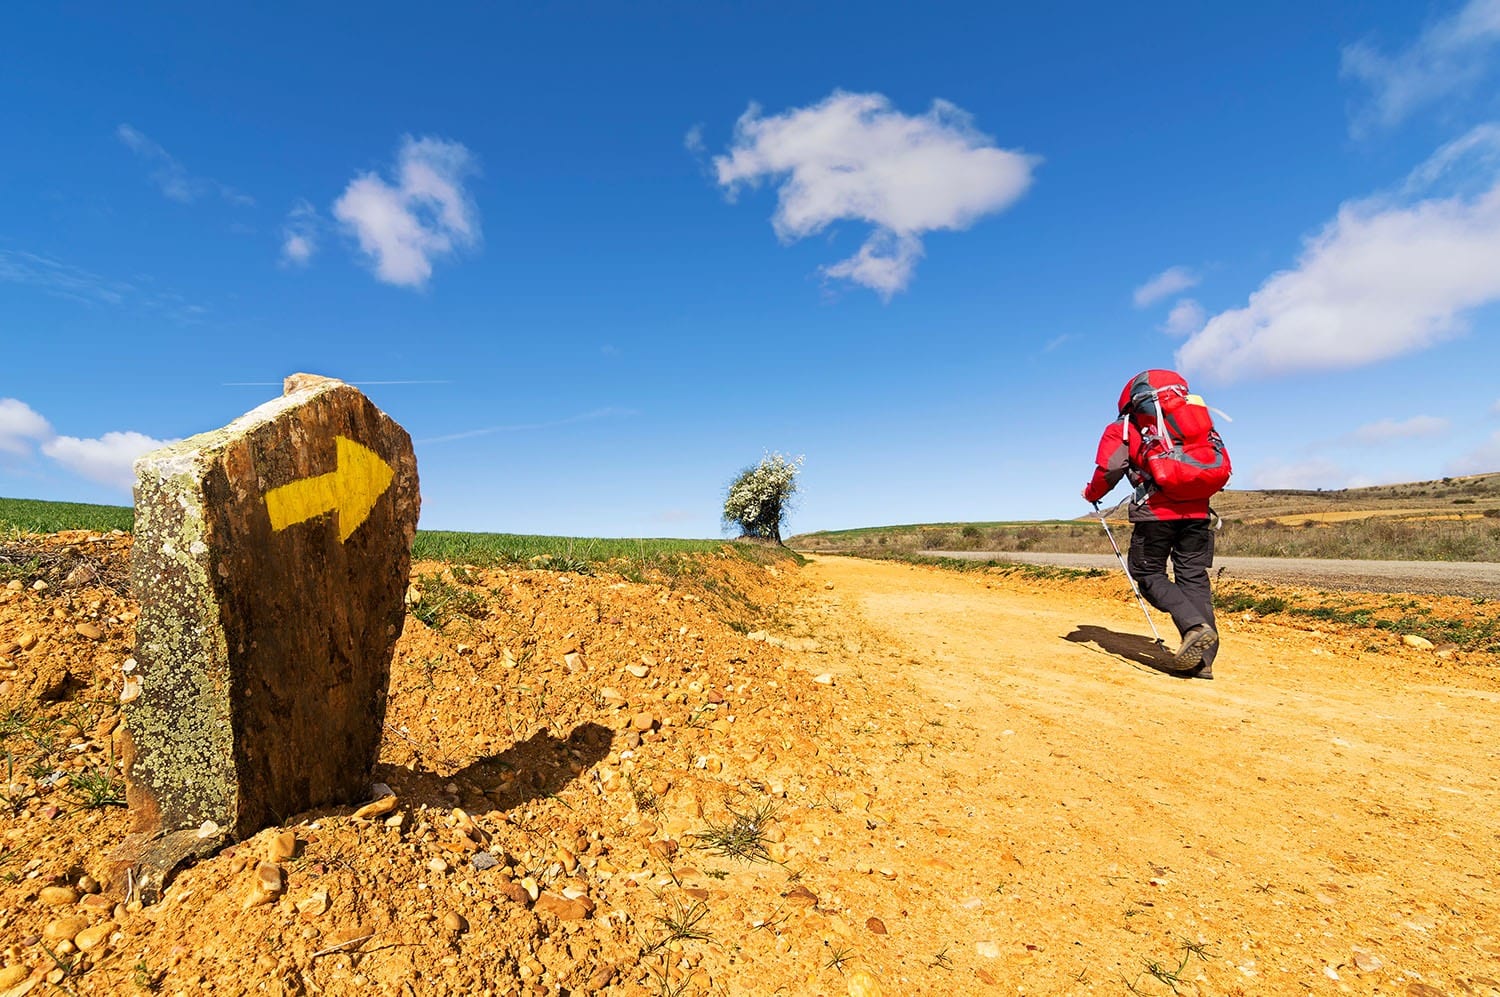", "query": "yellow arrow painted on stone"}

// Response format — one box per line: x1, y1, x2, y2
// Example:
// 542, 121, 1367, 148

264, 436, 395, 542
